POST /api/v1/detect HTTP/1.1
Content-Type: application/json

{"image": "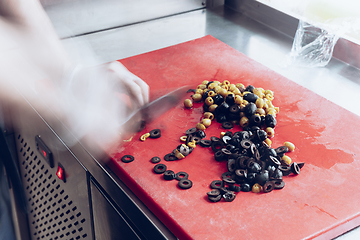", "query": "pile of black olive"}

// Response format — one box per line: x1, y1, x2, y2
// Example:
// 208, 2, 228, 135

205, 129, 304, 202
